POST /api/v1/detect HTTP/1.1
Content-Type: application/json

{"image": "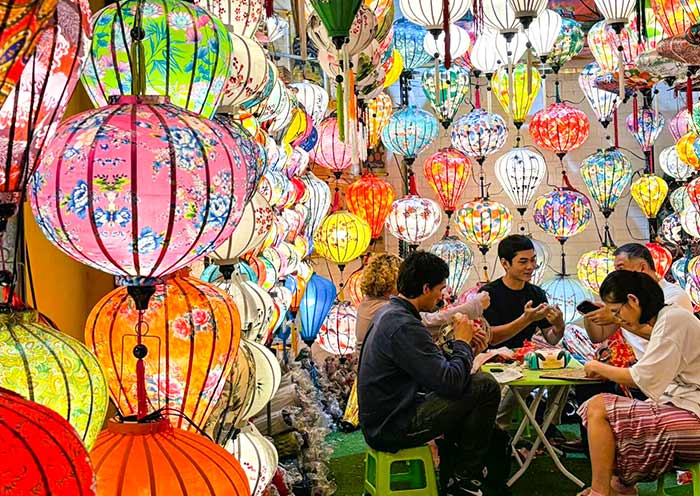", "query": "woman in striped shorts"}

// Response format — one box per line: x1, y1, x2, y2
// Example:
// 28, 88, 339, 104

577, 270, 700, 496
